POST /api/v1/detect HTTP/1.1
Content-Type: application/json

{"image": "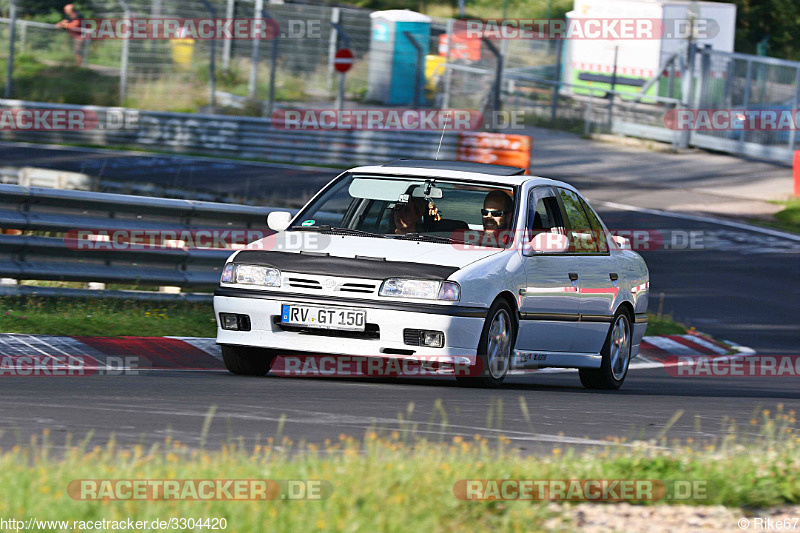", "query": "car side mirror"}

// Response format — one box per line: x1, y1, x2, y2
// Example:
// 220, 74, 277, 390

267, 211, 293, 231
530, 232, 569, 253
611, 235, 631, 250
